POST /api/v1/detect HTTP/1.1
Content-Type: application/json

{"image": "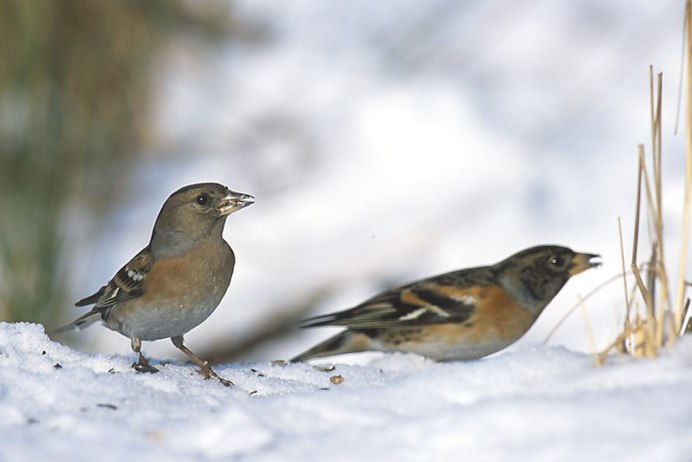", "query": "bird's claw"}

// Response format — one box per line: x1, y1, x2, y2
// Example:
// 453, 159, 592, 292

197, 365, 233, 387
132, 359, 159, 374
